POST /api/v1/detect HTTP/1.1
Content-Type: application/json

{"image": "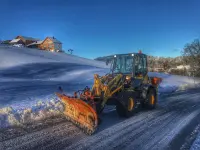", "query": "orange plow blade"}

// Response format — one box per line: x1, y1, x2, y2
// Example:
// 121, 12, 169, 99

56, 93, 98, 135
